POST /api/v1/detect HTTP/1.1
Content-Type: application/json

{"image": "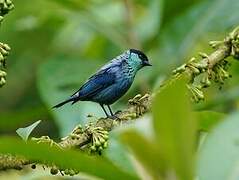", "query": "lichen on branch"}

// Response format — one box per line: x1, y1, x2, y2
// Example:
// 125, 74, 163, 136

0, 154, 29, 171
